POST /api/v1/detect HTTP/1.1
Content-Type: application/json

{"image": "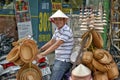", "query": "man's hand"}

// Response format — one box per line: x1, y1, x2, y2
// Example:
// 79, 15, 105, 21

36, 52, 44, 62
